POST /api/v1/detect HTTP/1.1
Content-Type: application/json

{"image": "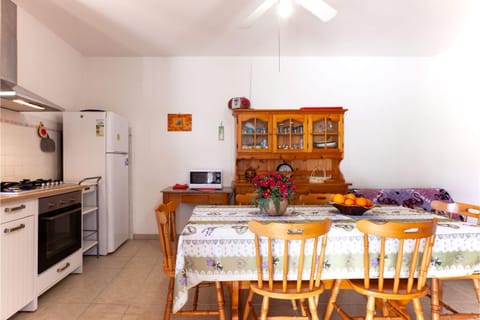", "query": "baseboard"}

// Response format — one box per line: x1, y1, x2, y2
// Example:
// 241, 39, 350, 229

132, 234, 157, 240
